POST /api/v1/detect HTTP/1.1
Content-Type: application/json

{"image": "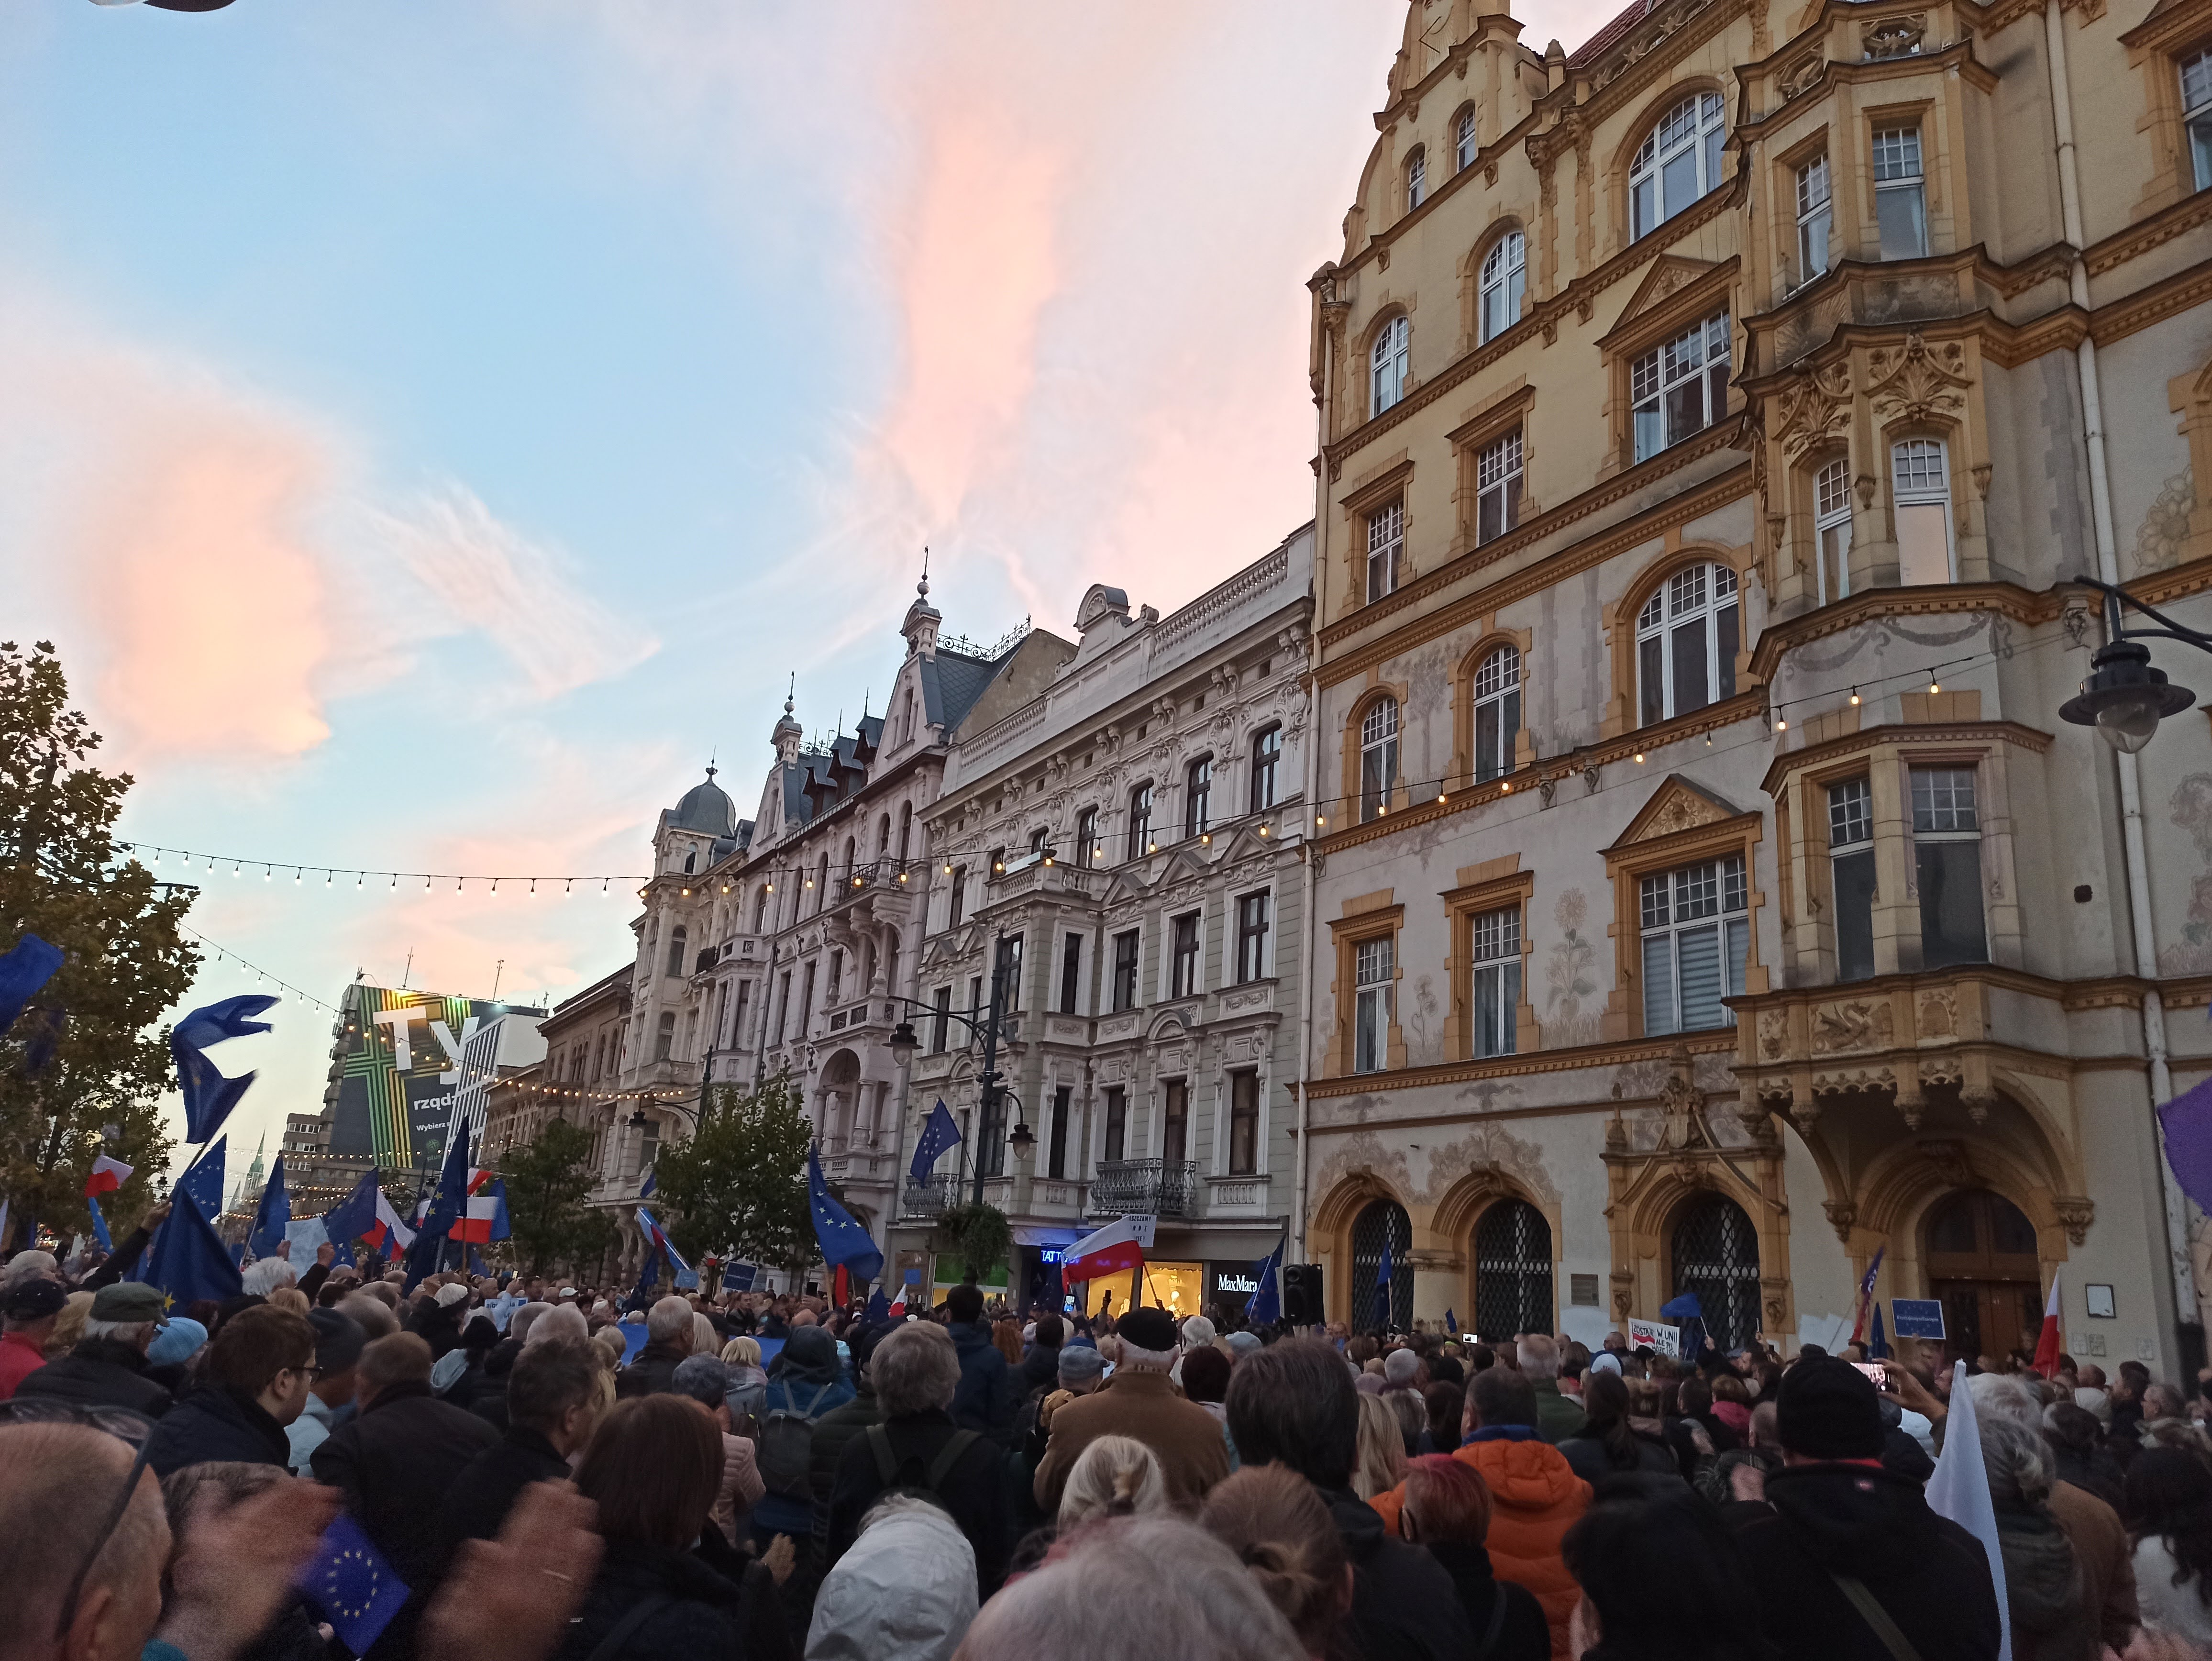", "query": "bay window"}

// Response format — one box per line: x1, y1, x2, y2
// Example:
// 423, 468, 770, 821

1912, 766, 1988, 967
1828, 776, 1876, 982
1892, 439, 1953, 585
1815, 458, 1853, 603
1796, 154, 1832, 283
1873, 126, 1927, 259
